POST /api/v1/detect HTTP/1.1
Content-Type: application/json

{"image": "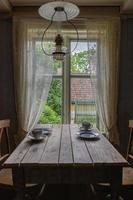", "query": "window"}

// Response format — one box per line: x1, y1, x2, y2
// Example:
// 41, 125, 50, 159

39, 40, 98, 126
70, 40, 97, 126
